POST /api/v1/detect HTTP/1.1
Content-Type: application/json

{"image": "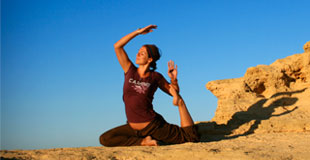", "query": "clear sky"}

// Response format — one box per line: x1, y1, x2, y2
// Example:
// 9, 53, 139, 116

1, 0, 309, 150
